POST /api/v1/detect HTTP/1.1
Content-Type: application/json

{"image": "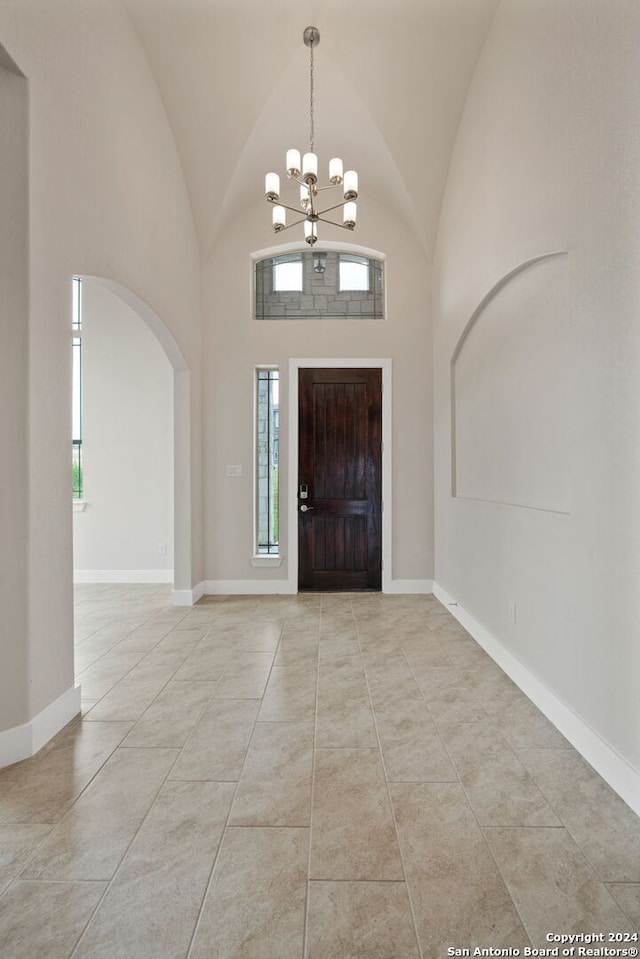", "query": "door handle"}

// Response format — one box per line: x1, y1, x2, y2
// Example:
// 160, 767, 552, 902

299, 504, 315, 512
